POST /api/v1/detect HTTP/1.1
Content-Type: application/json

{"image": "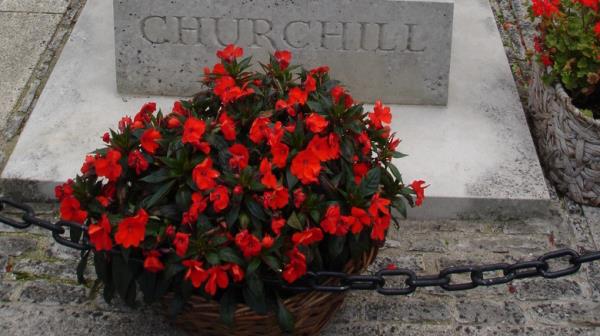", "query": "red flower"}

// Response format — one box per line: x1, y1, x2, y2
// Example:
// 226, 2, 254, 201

578, 0, 598, 11
80, 155, 96, 174
55, 179, 74, 201
271, 142, 289, 169
531, 0, 560, 17
88, 214, 112, 251
260, 159, 278, 189
283, 247, 307, 283
371, 214, 391, 241
342, 207, 371, 234
309, 66, 330, 76
291, 149, 321, 184
410, 180, 428, 207
271, 217, 286, 235
229, 144, 250, 170
331, 86, 354, 108
305, 113, 329, 133
183, 259, 208, 288
217, 44, 243, 62
174, 232, 190, 257
369, 101, 392, 129
144, 250, 165, 273
308, 134, 340, 162
127, 150, 149, 175
205, 266, 229, 296
595, 22, 600, 39
119, 116, 133, 131
288, 87, 308, 106
214, 76, 253, 104
293, 189, 306, 209
96, 196, 111, 208
141, 128, 161, 154
192, 158, 220, 190
275, 99, 296, 116
166, 225, 176, 238
235, 230, 262, 259
268, 121, 285, 146
60, 196, 88, 224
368, 193, 391, 217
182, 117, 206, 147
115, 209, 148, 248
304, 75, 317, 93
320, 204, 350, 236
274, 50, 292, 69
182, 192, 208, 226
133, 102, 156, 128
263, 185, 289, 210
210, 185, 230, 212
172, 101, 189, 116
292, 228, 324, 246
219, 112, 236, 141
353, 162, 369, 184
249, 117, 270, 144
262, 235, 275, 249
95, 150, 122, 181
540, 53, 553, 67
229, 263, 245, 282
102, 132, 110, 143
